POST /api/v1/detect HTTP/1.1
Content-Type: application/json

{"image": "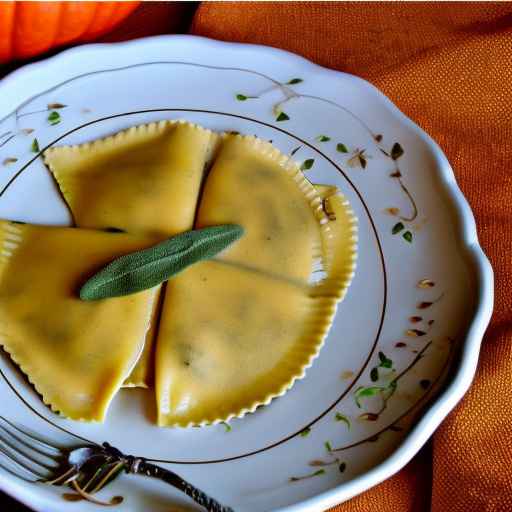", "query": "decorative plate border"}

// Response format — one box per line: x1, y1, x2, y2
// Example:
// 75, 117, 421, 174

0, 36, 494, 511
